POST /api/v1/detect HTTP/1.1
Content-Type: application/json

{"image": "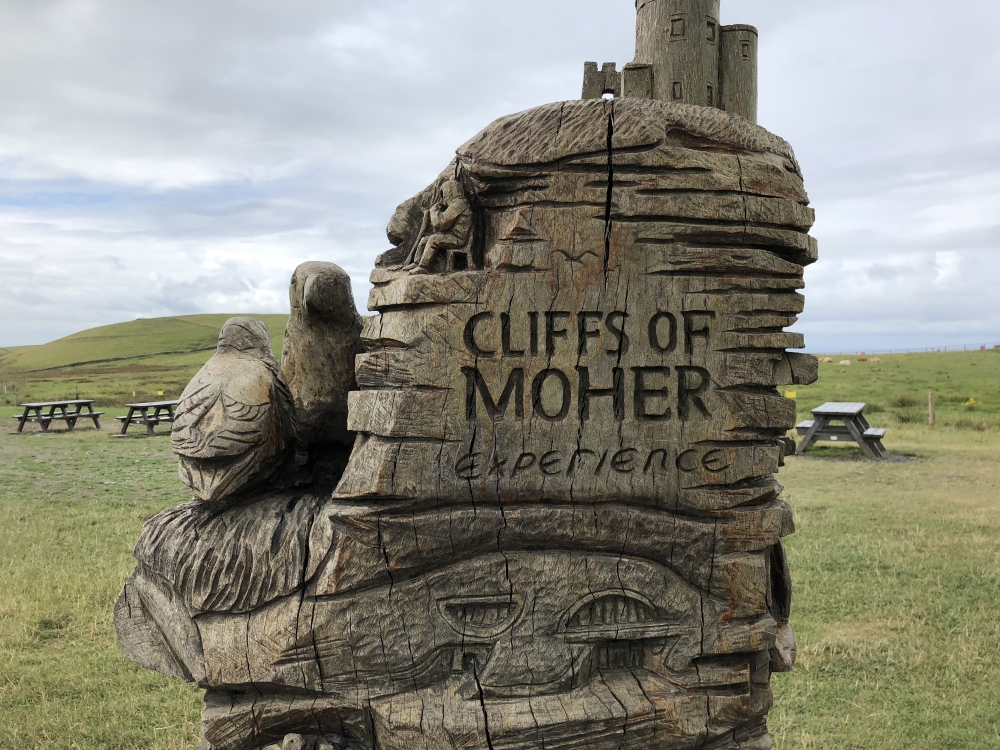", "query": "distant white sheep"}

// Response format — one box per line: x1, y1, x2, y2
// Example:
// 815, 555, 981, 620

839, 360, 851, 367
